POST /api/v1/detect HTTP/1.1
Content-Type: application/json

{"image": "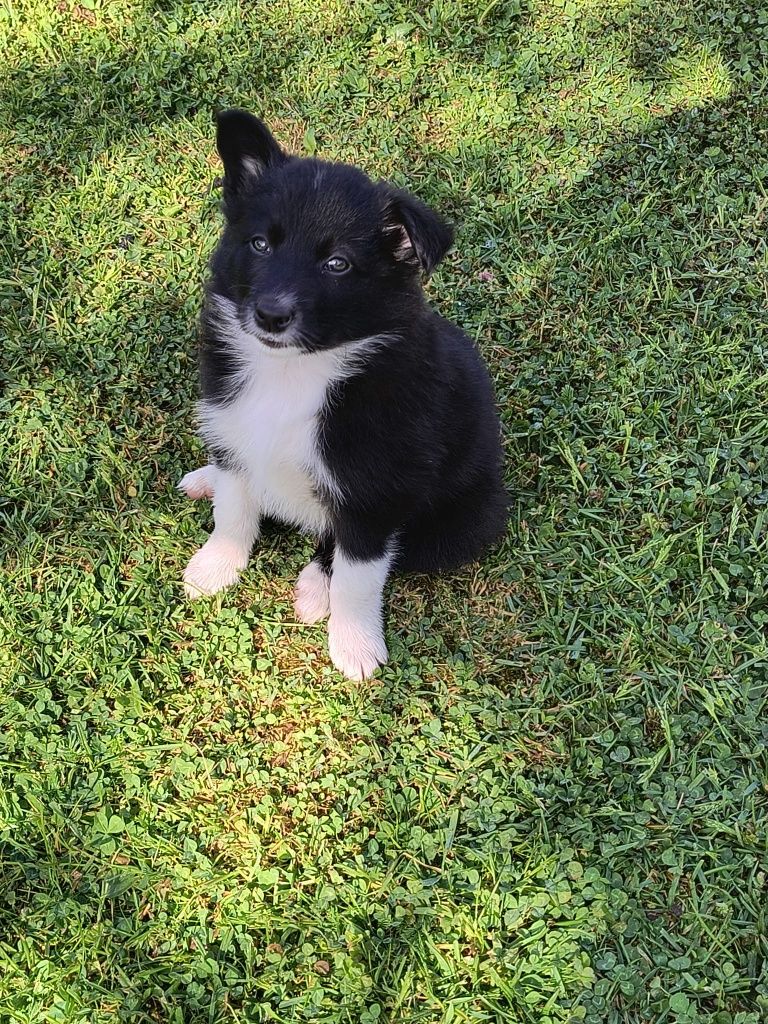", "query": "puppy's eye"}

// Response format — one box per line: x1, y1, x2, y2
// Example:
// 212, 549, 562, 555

250, 236, 271, 254
324, 255, 351, 274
